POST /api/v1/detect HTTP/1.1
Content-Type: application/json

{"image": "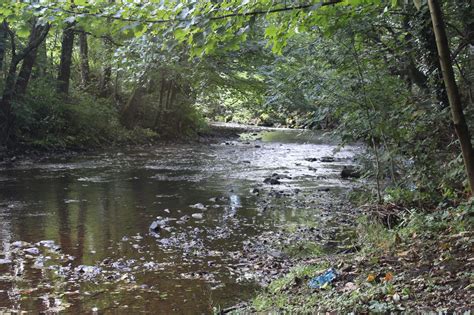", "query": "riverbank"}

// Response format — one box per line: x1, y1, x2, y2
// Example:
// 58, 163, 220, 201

226, 195, 473, 313
0, 122, 252, 165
